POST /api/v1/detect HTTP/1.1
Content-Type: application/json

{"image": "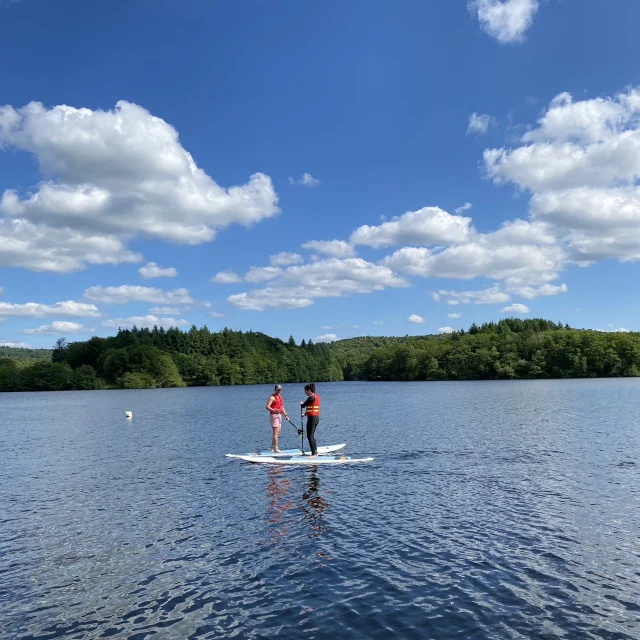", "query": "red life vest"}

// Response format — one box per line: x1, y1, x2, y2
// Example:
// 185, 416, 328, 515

271, 394, 283, 412
305, 393, 320, 417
